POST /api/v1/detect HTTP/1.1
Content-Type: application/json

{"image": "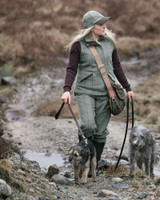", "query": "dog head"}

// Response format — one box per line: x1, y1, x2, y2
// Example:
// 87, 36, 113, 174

130, 126, 153, 149
69, 143, 90, 166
